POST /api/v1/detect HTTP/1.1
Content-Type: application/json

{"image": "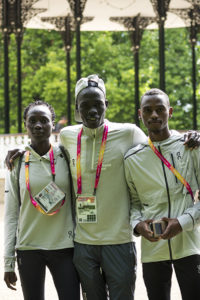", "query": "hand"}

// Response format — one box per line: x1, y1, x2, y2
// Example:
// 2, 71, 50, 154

5, 149, 25, 170
4, 272, 17, 290
161, 217, 182, 240
135, 220, 160, 242
183, 130, 200, 150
